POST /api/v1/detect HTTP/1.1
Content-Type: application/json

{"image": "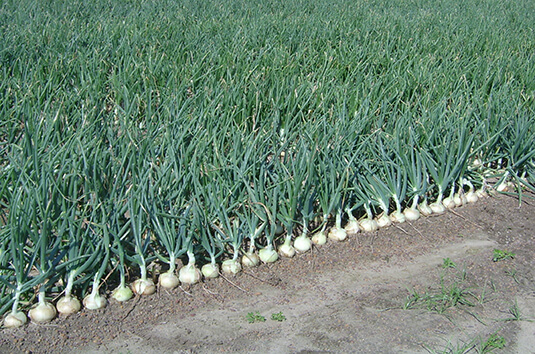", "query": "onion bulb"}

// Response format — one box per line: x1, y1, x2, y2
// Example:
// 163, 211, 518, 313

3, 312, 27, 328
221, 259, 242, 275
29, 301, 57, 323
201, 263, 220, 278
294, 234, 312, 253
389, 210, 406, 223
376, 214, 392, 228
259, 247, 279, 263
83, 292, 107, 310
178, 264, 201, 284
360, 218, 379, 232
429, 201, 446, 214
159, 270, 180, 289
311, 230, 327, 245
56, 295, 81, 316
131, 278, 156, 295
242, 251, 260, 267
403, 207, 420, 221
328, 227, 347, 241
344, 219, 360, 235
278, 243, 296, 257
112, 285, 133, 302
